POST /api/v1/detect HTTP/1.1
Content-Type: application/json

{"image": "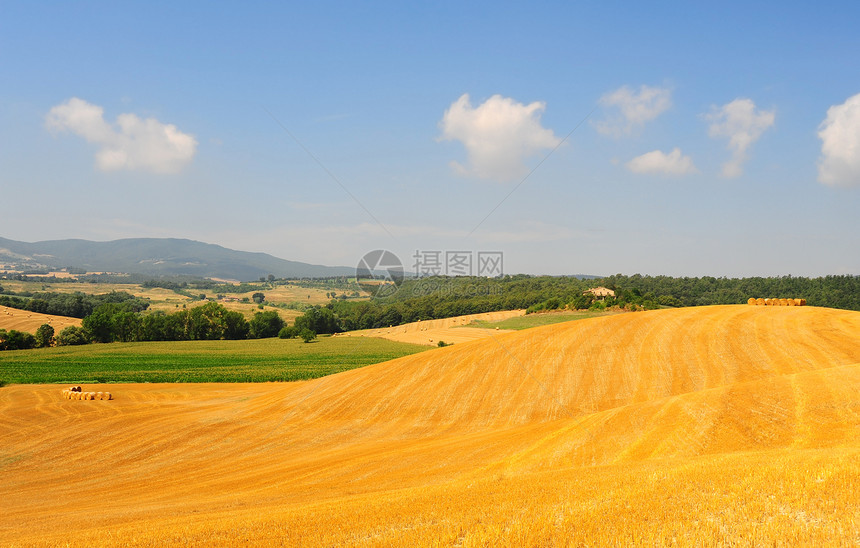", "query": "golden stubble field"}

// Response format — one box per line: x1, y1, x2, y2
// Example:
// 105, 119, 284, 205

336, 309, 526, 345
2, 305, 859, 545
0, 305, 81, 334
